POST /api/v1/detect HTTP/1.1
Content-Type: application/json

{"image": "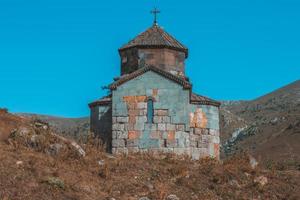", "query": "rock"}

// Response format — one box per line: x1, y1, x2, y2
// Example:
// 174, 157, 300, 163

45, 177, 65, 189
16, 161, 23, 165
254, 176, 268, 186
47, 143, 63, 156
167, 194, 179, 200
105, 154, 116, 159
98, 160, 105, 166
139, 197, 151, 200
249, 155, 258, 169
18, 127, 31, 136
145, 182, 154, 192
